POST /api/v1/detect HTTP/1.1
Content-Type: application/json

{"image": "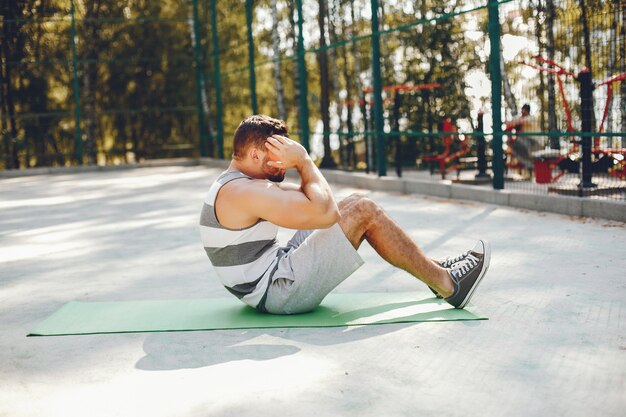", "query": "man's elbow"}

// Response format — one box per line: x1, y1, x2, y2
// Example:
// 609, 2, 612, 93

320, 207, 341, 228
